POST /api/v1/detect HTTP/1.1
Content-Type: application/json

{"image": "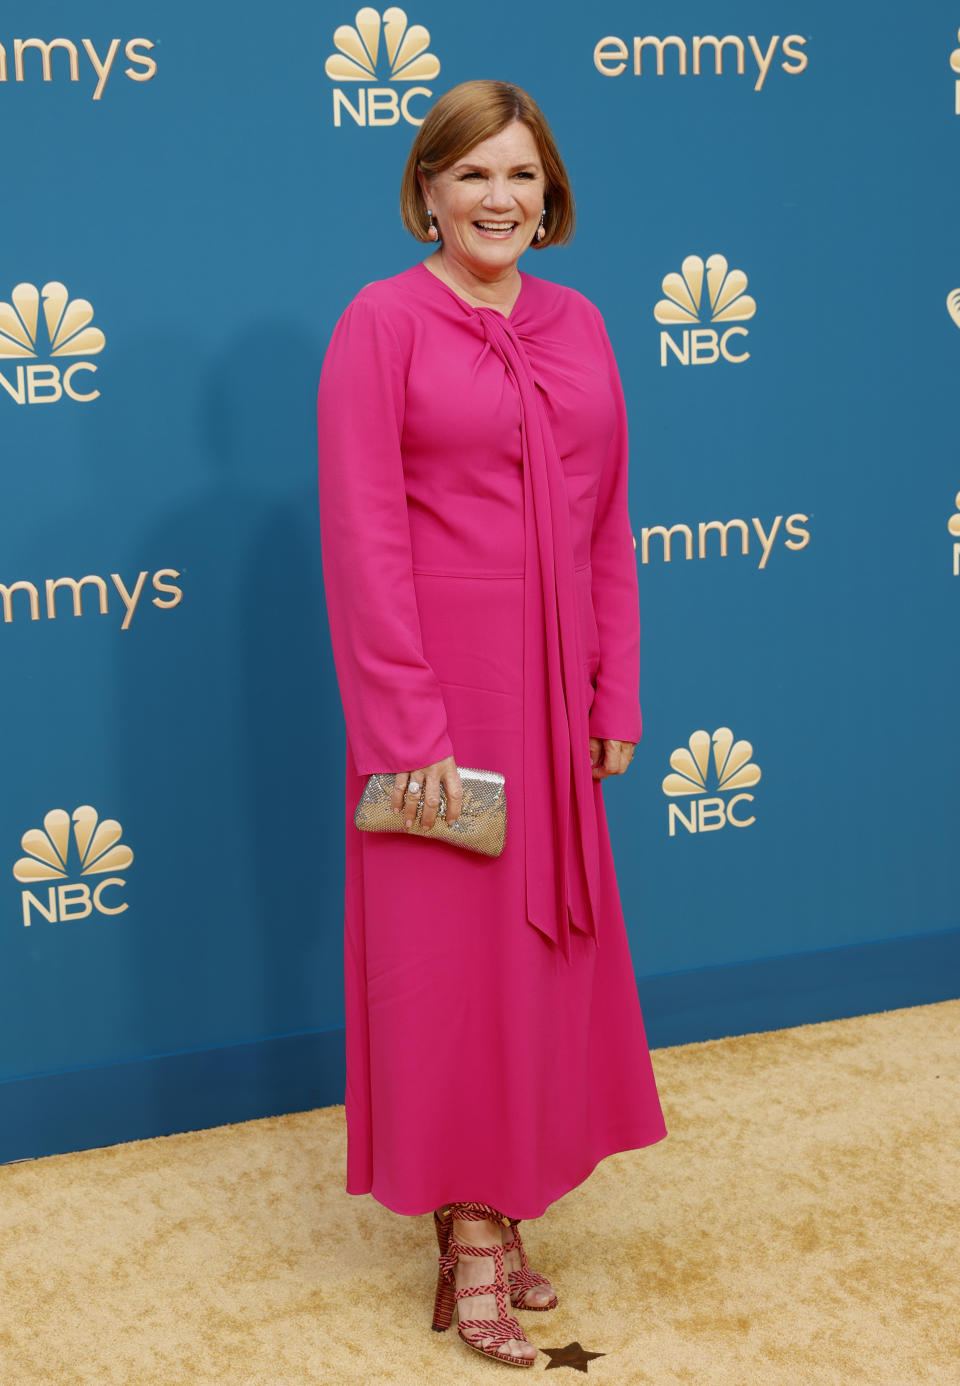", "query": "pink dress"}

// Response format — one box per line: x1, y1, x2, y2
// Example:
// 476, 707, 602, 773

316, 260, 667, 1218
